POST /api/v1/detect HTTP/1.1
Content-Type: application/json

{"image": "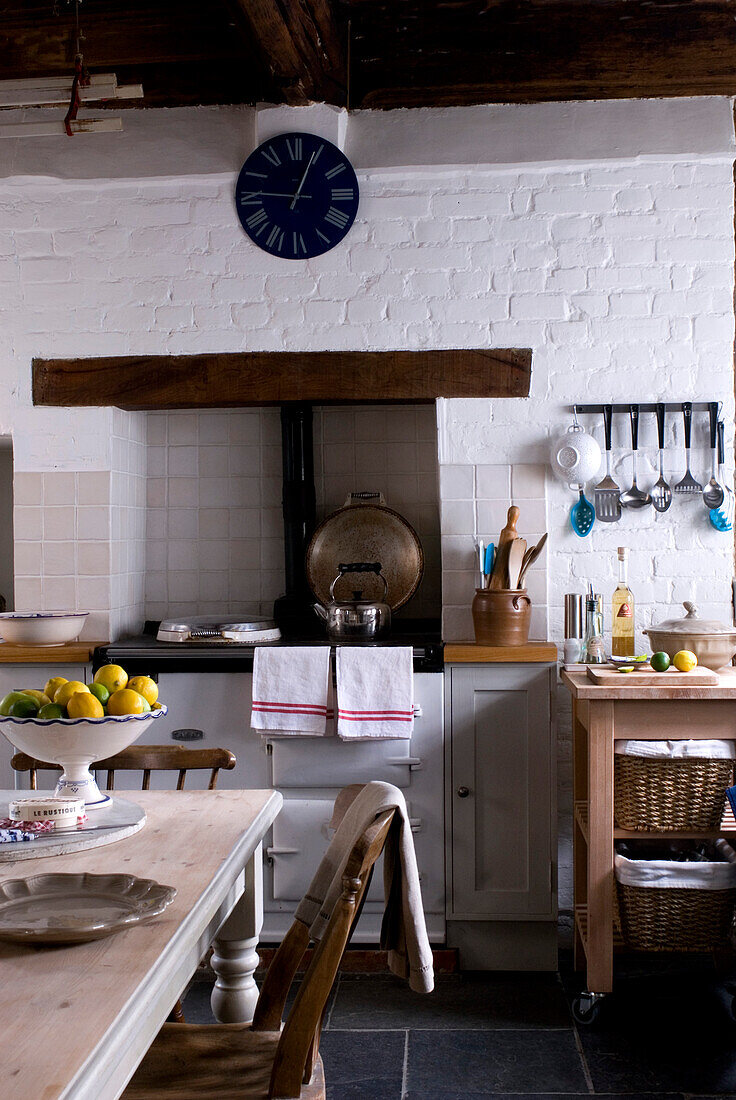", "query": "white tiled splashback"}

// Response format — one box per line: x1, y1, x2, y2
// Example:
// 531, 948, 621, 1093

440, 462, 548, 642
144, 404, 441, 622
